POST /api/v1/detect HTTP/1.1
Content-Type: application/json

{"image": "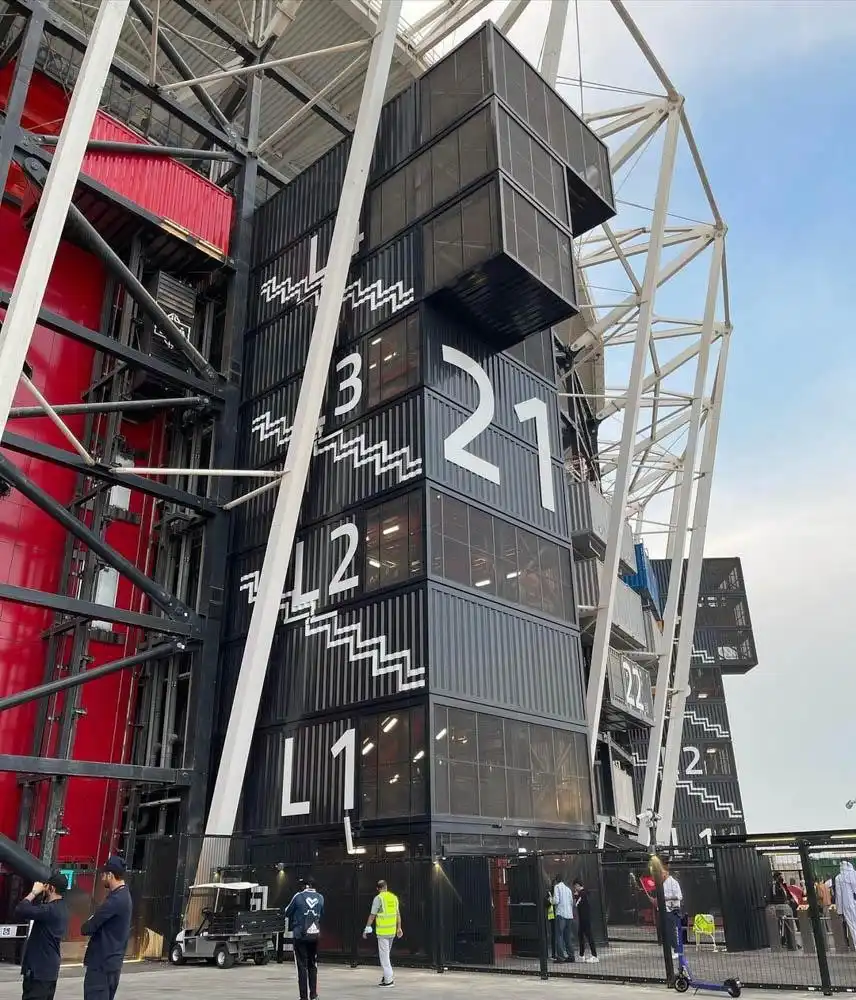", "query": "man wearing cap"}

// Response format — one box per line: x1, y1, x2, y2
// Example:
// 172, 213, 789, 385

81, 856, 132, 1000
13, 872, 69, 1000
